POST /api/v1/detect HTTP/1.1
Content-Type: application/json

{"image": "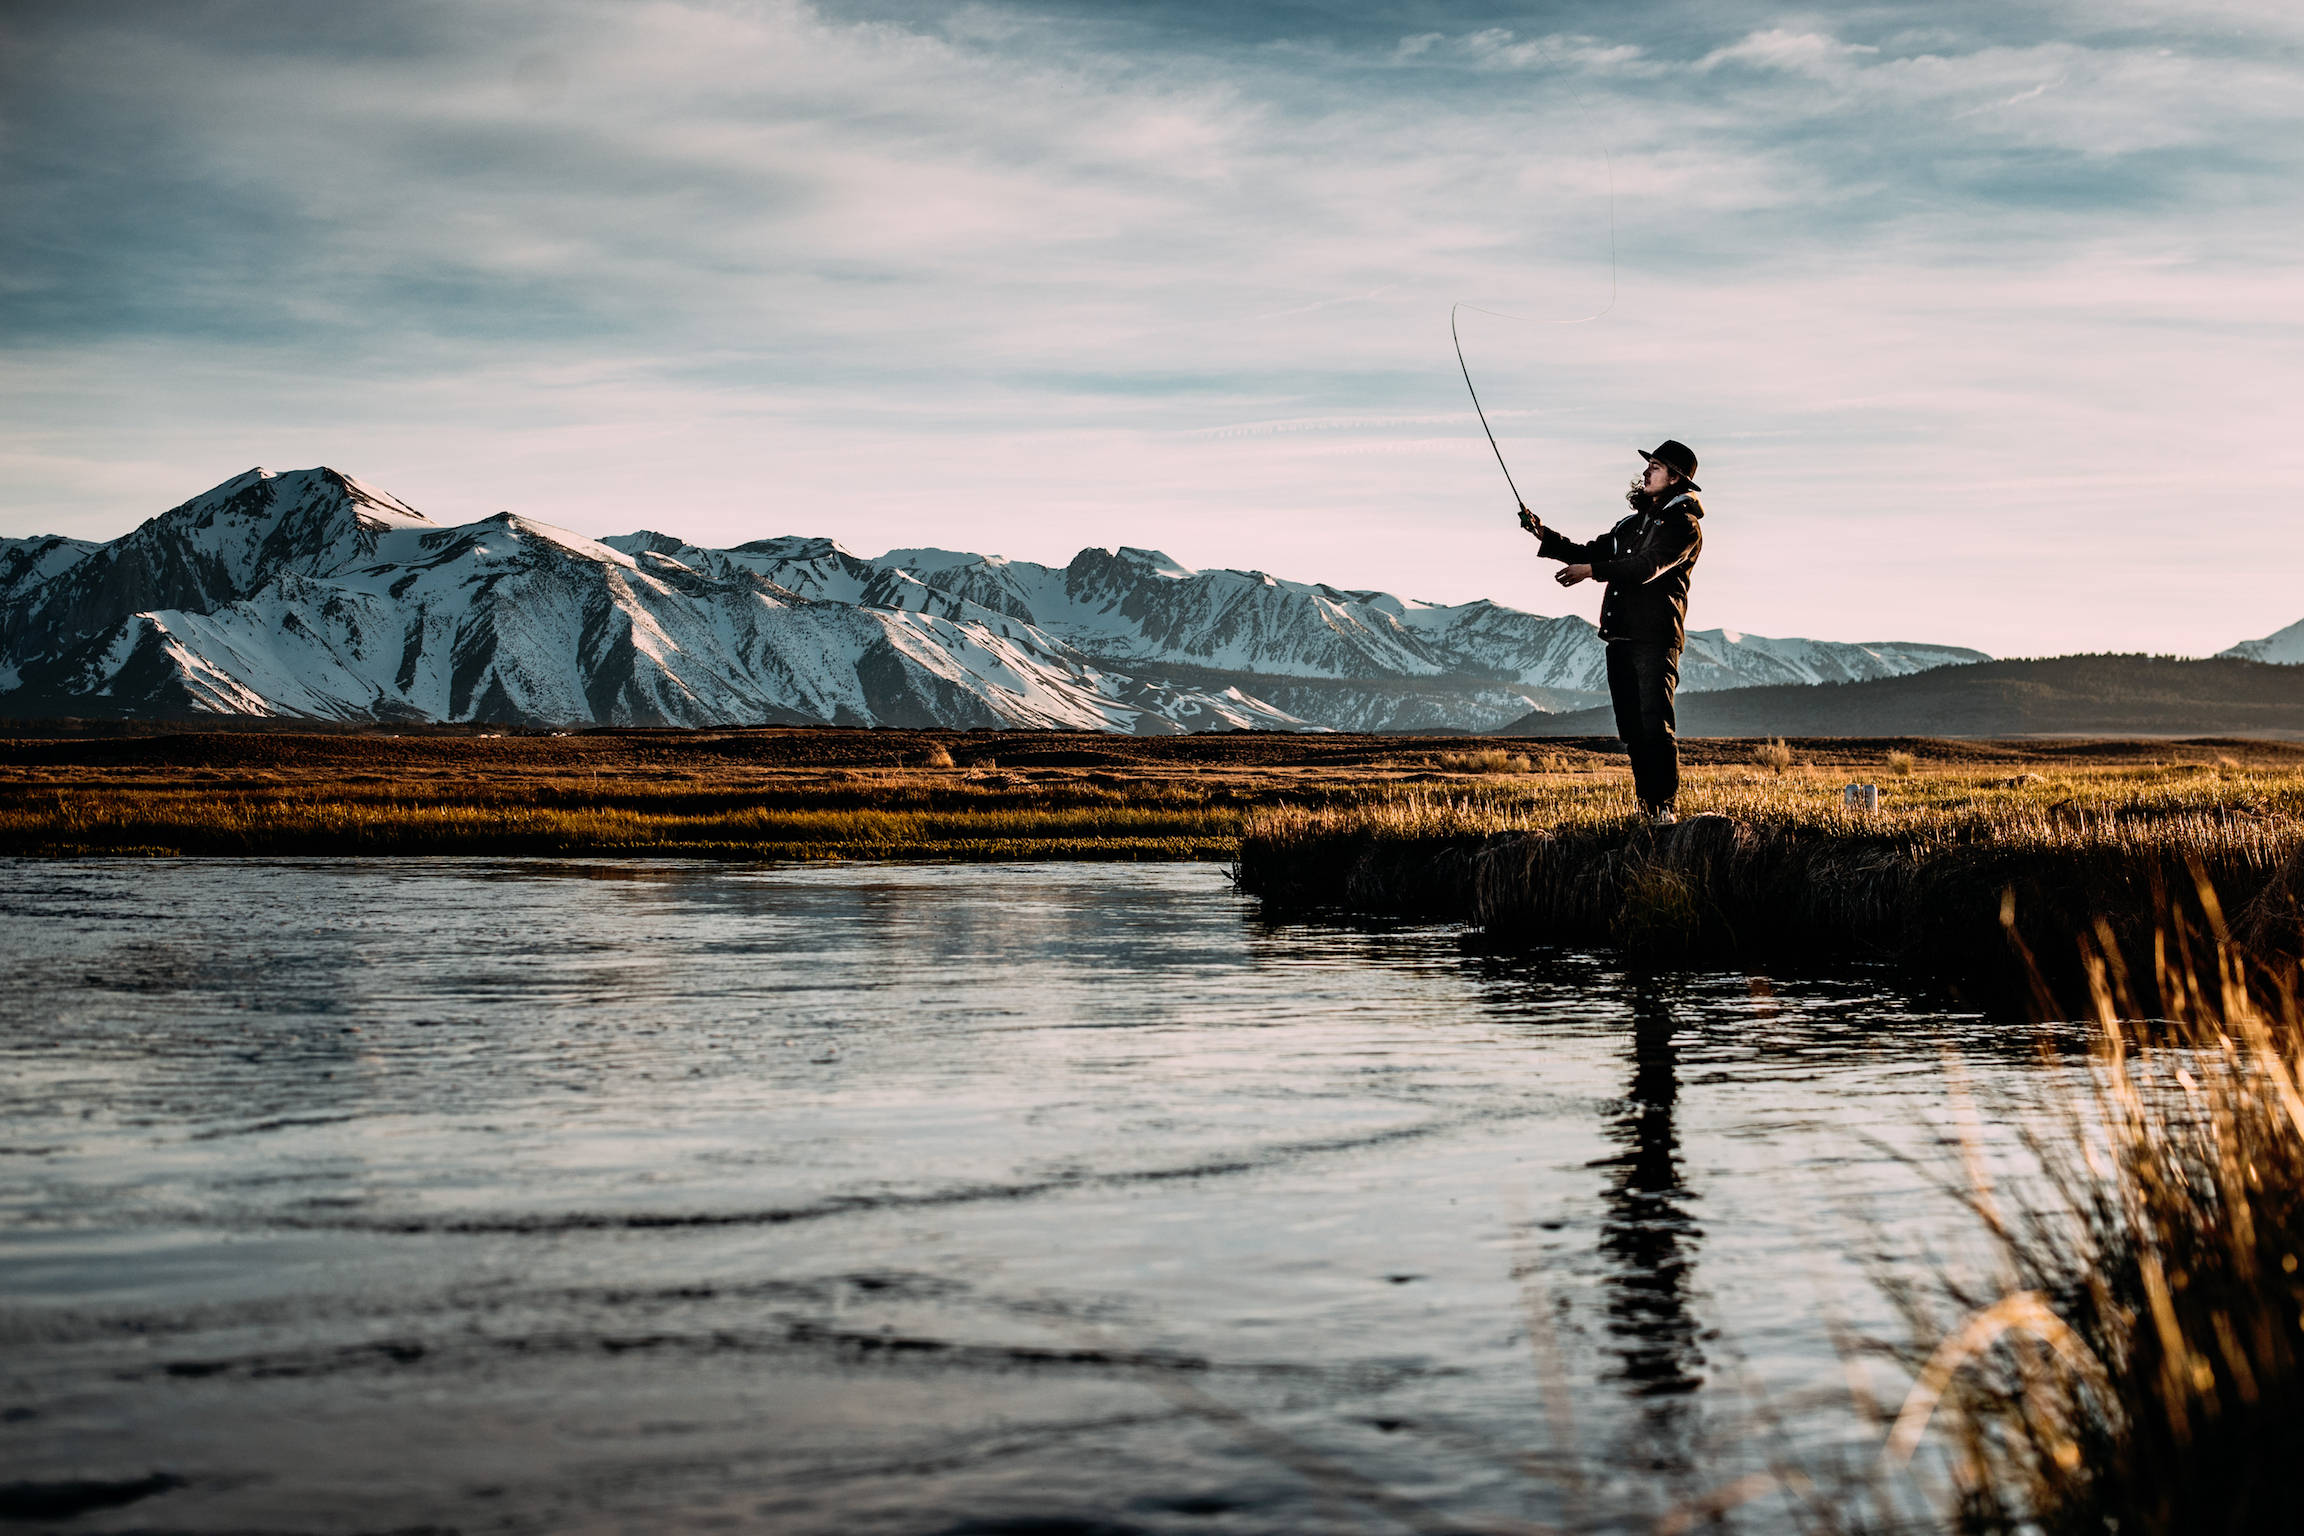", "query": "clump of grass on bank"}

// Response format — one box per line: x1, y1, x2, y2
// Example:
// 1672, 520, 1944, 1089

1435, 749, 1532, 775
1755, 736, 1796, 772
1236, 771, 2304, 1007
1870, 912, 2304, 1534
